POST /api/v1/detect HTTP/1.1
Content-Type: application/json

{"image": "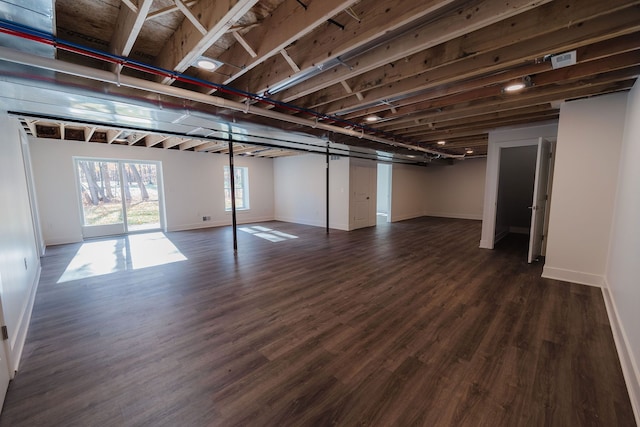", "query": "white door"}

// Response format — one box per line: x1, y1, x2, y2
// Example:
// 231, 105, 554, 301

528, 138, 552, 263
353, 166, 372, 229
0, 296, 11, 412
